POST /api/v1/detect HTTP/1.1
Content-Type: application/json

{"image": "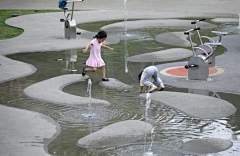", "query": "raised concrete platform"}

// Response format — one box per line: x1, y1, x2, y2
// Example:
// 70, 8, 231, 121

99, 78, 132, 91
182, 138, 233, 154
24, 74, 110, 106
0, 104, 60, 156
127, 48, 193, 63
155, 32, 197, 47
76, 120, 153, 148
139, 91, 236, 119
101, 19, 217, 32
211, 18, 239, 24
0, 55, 36, 83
